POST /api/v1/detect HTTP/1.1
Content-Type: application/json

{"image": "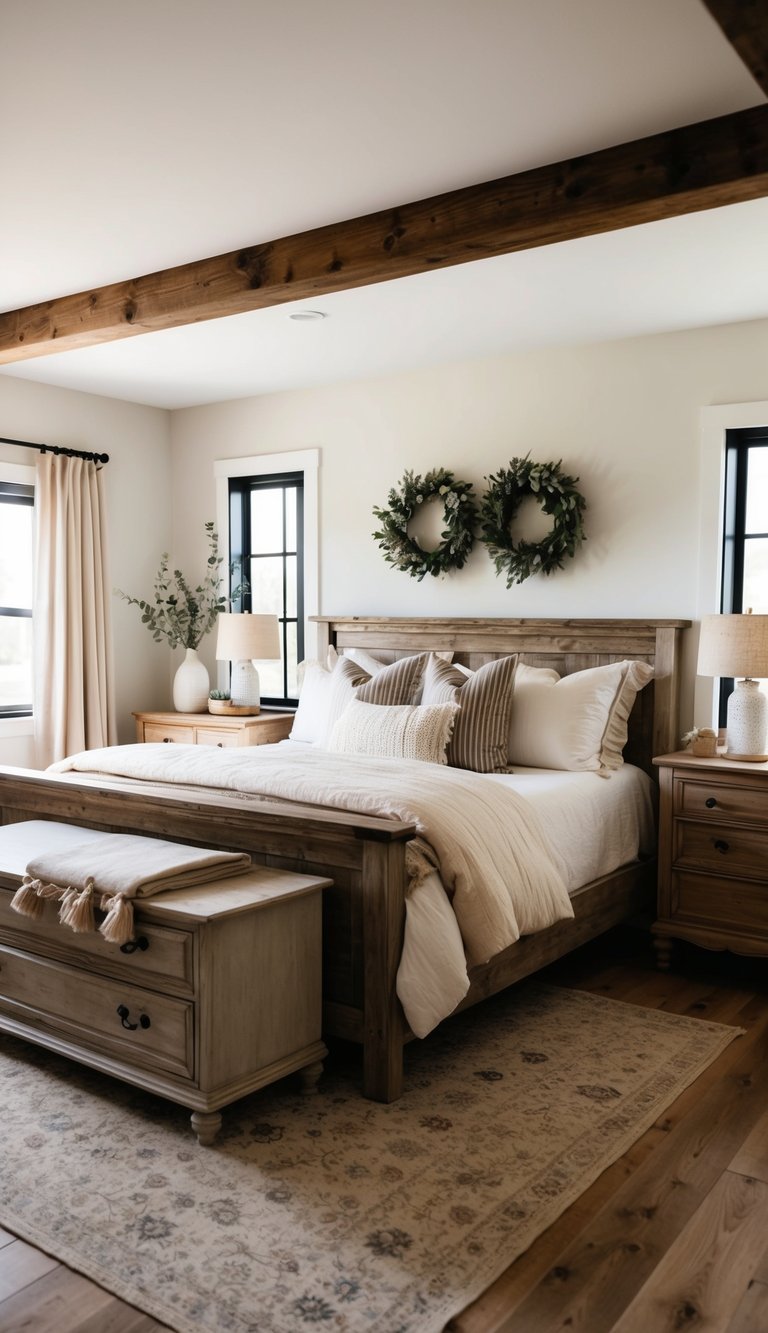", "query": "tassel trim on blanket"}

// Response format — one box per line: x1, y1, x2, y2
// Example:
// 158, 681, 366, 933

15, 849, 436, 940
11, 875, 137, 945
